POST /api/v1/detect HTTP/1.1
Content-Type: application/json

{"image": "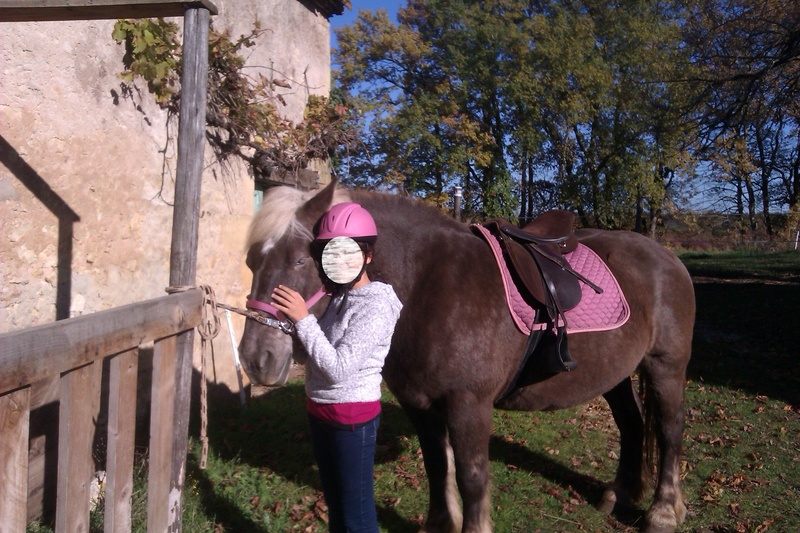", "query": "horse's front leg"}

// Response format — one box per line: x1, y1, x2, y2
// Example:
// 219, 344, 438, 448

446, 392, 494, 533
402, 403, 462, 533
